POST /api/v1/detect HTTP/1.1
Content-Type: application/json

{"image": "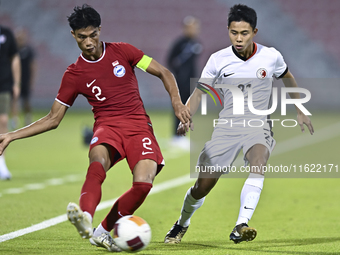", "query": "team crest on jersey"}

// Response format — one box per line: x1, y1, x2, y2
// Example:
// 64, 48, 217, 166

256, 68, 267, 79
90, 137, 98, 145
114, 65, 126, 77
